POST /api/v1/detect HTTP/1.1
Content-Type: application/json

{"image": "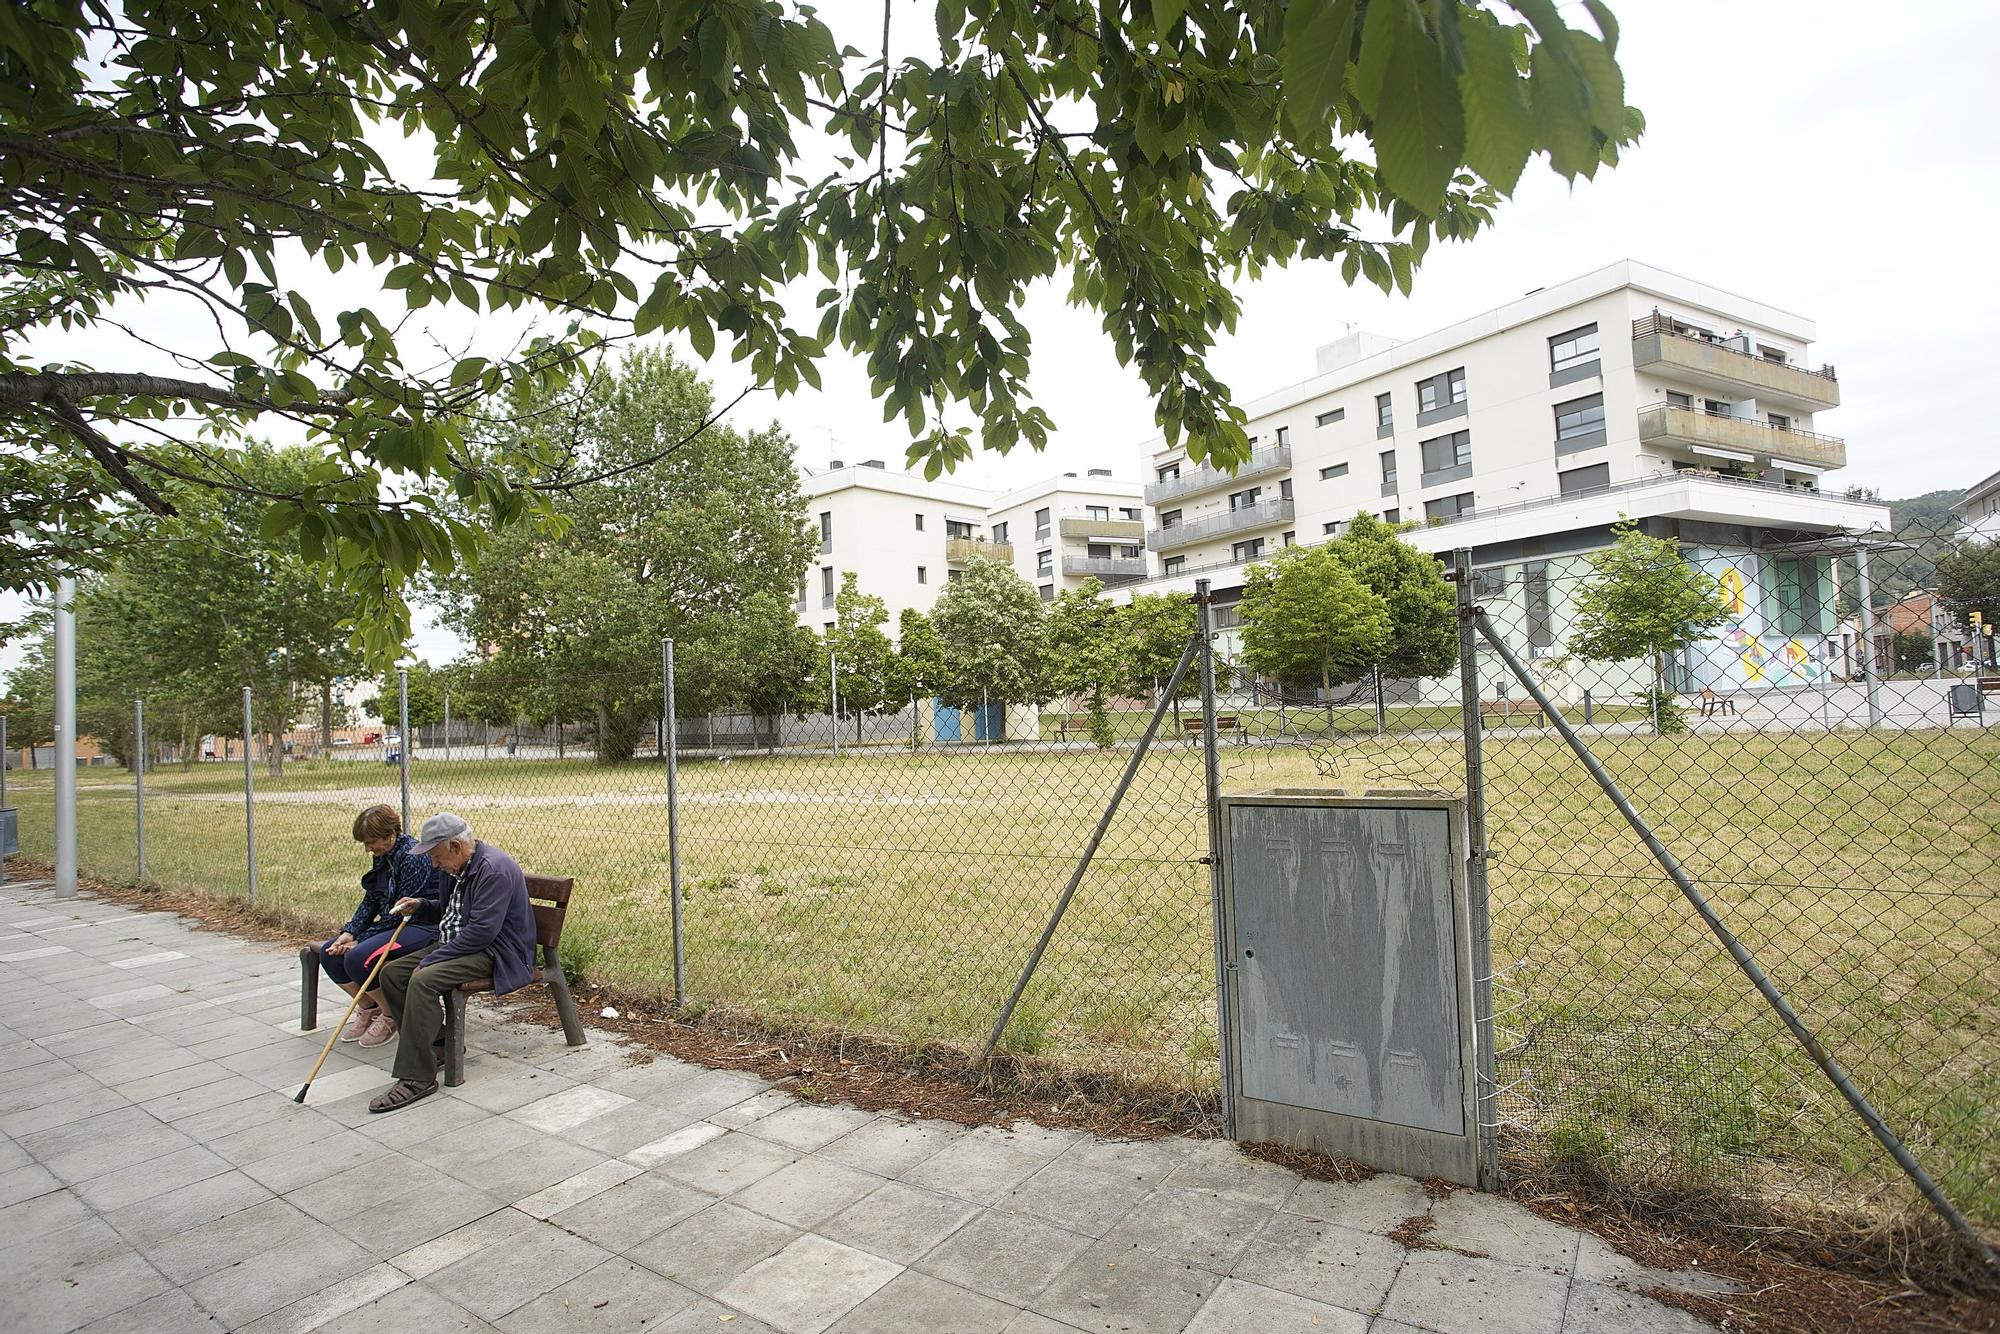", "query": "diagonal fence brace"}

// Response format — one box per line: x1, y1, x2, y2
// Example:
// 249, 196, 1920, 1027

1473, 609, 1999, 1274
977, 631, 1202, 1070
